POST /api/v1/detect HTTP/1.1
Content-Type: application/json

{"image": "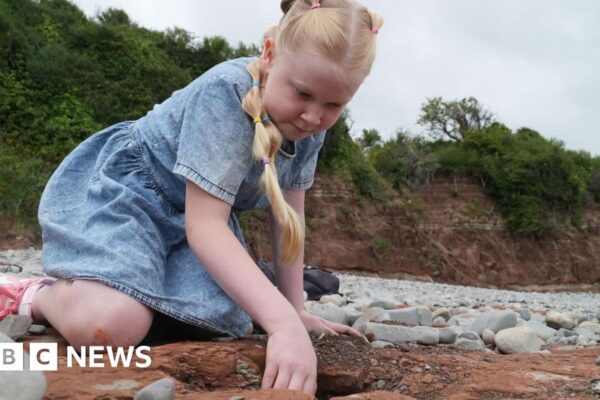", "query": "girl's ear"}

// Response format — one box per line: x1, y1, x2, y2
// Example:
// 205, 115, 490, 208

260, 38, 276, 74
